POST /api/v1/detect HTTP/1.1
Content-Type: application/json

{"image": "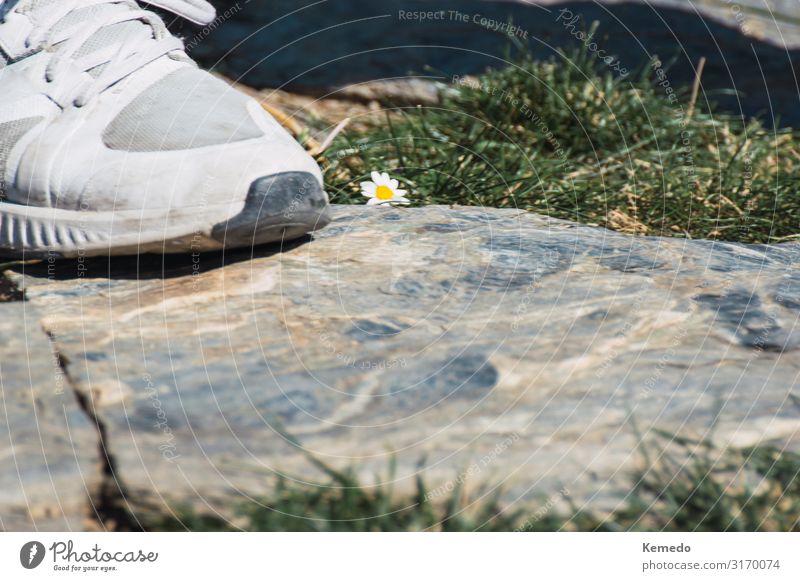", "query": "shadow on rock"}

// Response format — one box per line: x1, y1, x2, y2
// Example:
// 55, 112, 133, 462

8, 236, 312, 281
